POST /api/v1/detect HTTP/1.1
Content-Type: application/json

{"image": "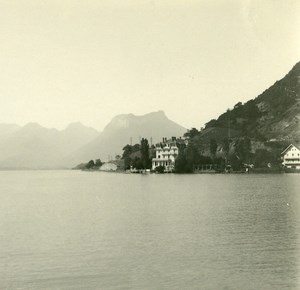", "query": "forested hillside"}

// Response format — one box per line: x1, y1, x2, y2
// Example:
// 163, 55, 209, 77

177, 62, 300, 172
